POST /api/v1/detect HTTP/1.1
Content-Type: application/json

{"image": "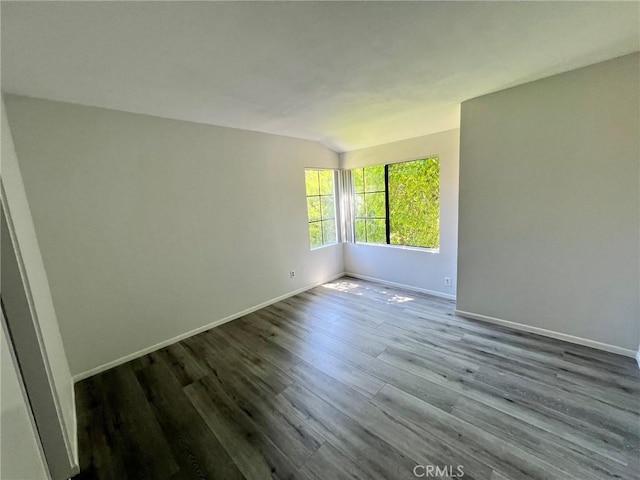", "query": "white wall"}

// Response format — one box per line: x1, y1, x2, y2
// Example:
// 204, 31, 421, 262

1, 318, 49, 480
1, 97, 77, 468
457, 53, 639, 355
340, 129, 459, 299
3, 95, 343, 378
